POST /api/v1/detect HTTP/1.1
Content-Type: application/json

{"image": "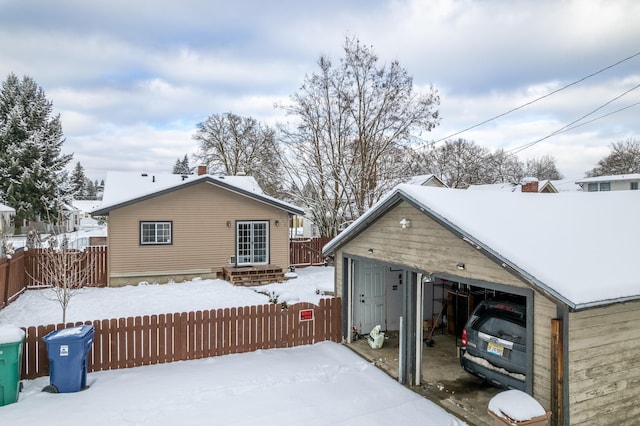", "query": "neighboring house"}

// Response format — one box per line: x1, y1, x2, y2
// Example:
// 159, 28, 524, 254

405, 174, 448, 188
467, 178, 558, 193
549, 178, 583, 192
72, 199, 106, 231
91, 170, 305, 287
323, 185, 640, 425
0, 202, 15, 236
575, 173, 640, 192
